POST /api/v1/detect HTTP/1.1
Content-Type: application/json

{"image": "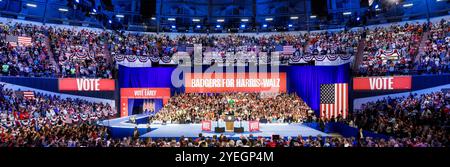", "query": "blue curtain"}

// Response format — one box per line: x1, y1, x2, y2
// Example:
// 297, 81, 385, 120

285, 64, 350, 114
119, 65, 176, 88
127, 99, 135, 116
154, 99, 163, 113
